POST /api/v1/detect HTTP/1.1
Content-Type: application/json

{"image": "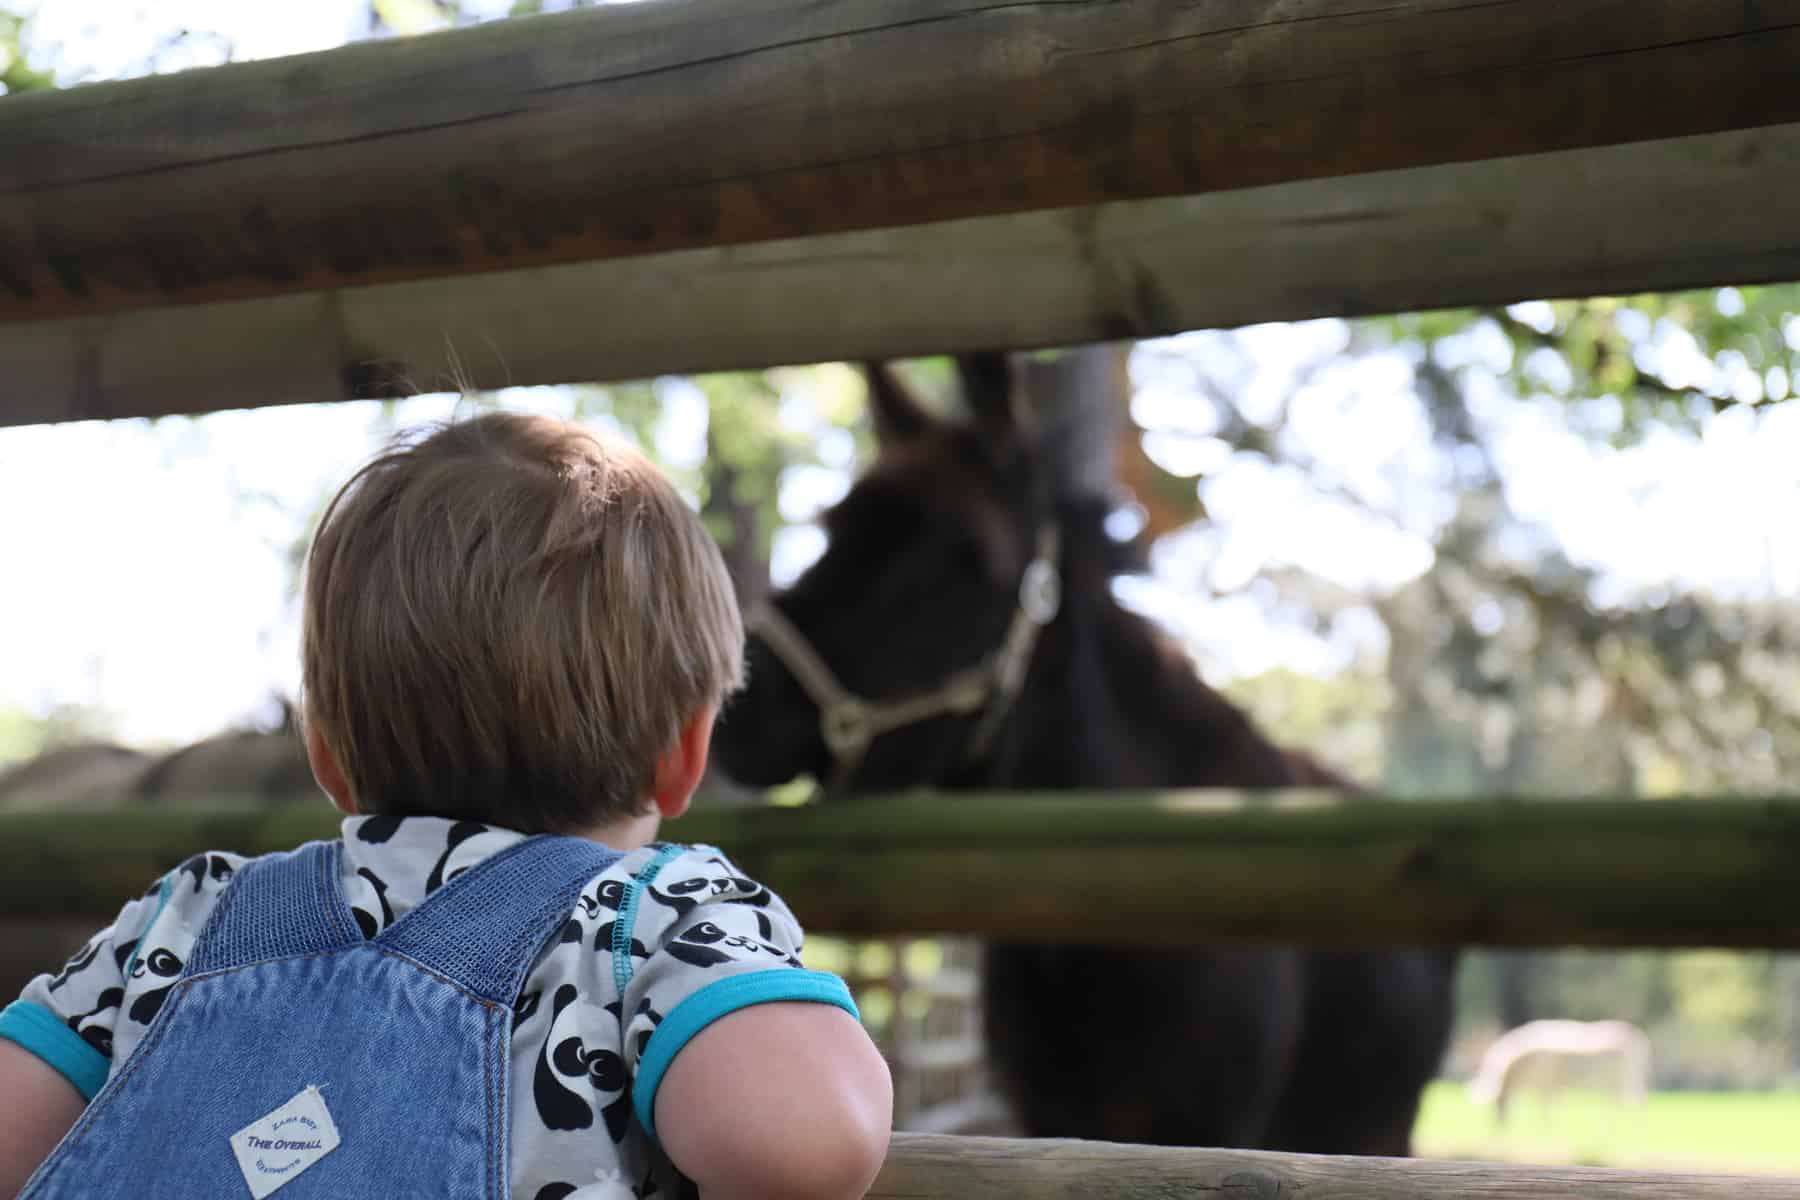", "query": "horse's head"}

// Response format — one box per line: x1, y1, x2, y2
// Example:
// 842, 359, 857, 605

712, 352, 1114, 793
